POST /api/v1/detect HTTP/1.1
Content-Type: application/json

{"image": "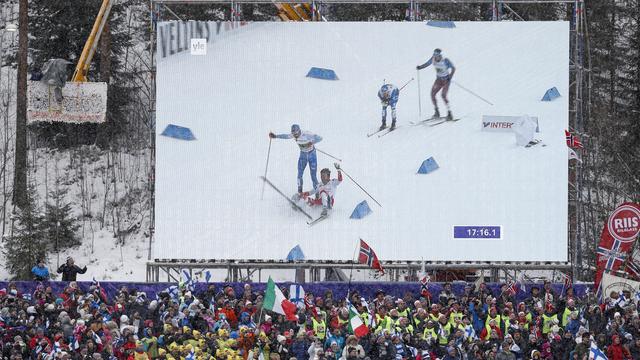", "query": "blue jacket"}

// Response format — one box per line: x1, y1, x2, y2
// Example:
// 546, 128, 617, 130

291, 339, 310, 360
31, 265, 50, 280
566, 319, 581, 337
